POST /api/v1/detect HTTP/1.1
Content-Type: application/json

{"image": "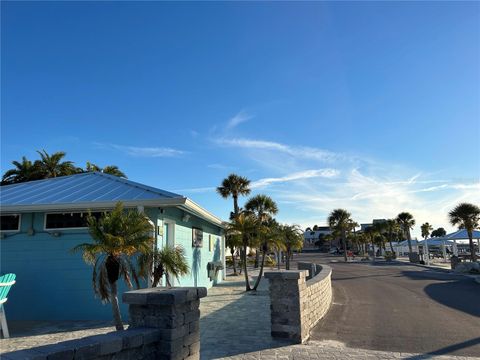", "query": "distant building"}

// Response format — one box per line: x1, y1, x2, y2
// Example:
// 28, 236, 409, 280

360, 219, 387, 231
303, 226, 332, 248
